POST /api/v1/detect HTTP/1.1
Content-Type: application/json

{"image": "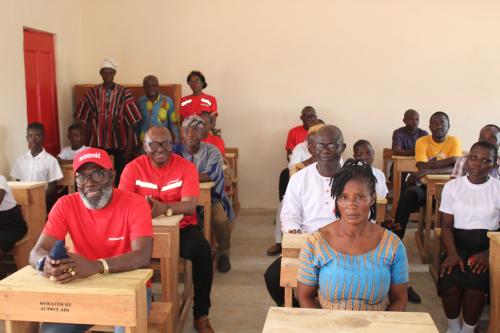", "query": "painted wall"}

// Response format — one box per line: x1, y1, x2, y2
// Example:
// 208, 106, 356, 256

0, 0, 84, 177
3, 1, 500, 208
